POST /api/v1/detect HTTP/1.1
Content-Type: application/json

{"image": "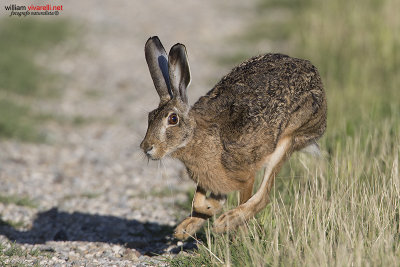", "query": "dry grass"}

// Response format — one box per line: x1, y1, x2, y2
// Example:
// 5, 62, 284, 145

170, 0, 400, 265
